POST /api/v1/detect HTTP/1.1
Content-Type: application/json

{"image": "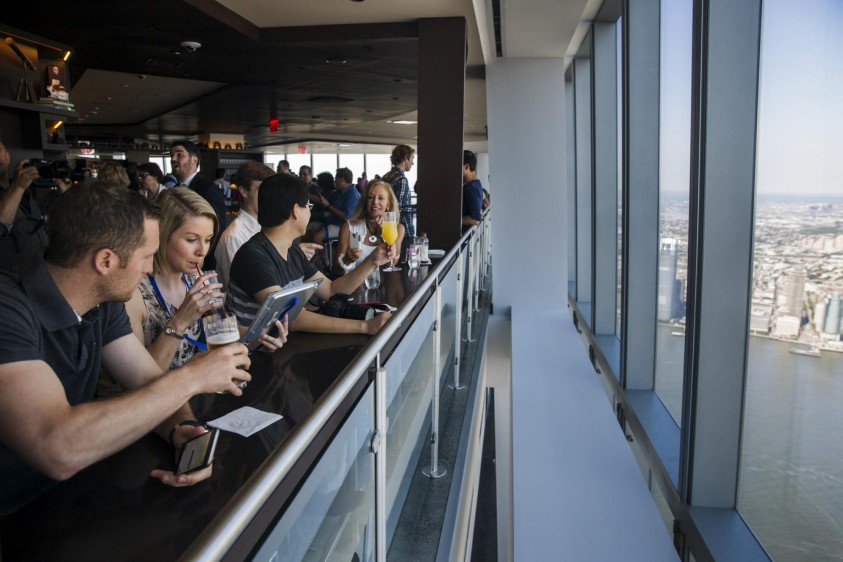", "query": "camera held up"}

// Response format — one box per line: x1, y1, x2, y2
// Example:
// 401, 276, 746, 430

25, 159, 71, 189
